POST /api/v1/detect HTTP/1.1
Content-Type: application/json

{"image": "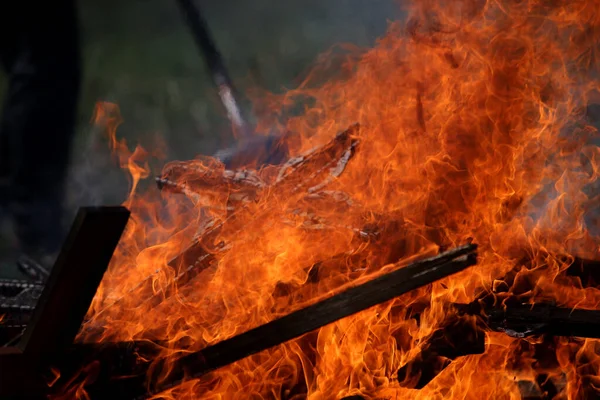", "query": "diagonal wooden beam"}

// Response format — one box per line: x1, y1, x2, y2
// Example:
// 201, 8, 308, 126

68, 244, 477, 399
0, 206, 130, 398
19, 206, 130, 355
